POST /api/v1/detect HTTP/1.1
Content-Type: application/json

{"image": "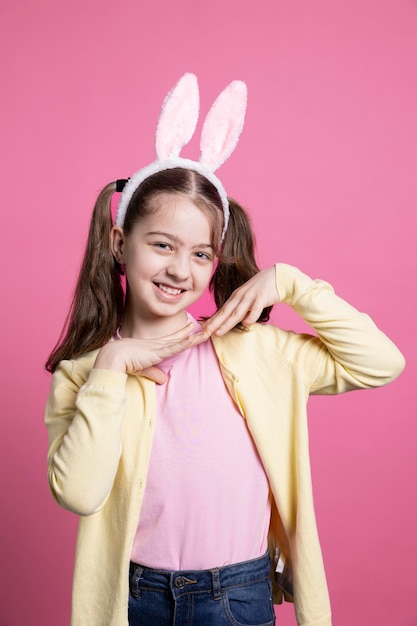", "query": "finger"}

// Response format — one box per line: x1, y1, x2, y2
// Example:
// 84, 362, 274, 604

207, 295, 257, 336
202, 293, 245, 335
138, 366, 167, 385
159, 328, 210, 360
187, 328, 210, 347
241, 301, 265, 327
203, 309, 238, 336
157, 333, 195, 358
